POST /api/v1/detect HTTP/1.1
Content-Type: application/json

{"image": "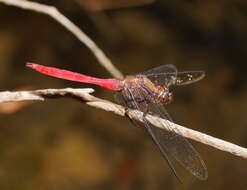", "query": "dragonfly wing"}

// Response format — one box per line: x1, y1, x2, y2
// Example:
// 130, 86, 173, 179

116, 83, 208, 180
115, 90, 182, 182
146, 100, 208, 180
137, 64, 205, 86
137, 64, 178, 87
175, 71, 205, 86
